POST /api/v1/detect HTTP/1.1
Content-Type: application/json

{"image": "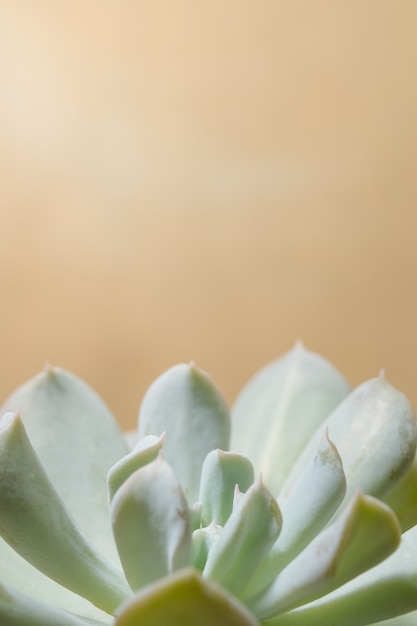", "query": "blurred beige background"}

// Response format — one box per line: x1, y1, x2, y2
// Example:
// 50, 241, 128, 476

0, 1, 416, 429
